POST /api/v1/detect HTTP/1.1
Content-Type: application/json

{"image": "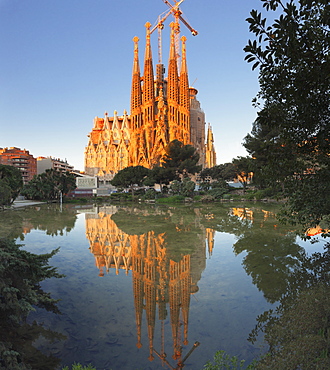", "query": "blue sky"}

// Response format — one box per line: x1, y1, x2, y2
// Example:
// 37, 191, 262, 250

0, 0, 265, 171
